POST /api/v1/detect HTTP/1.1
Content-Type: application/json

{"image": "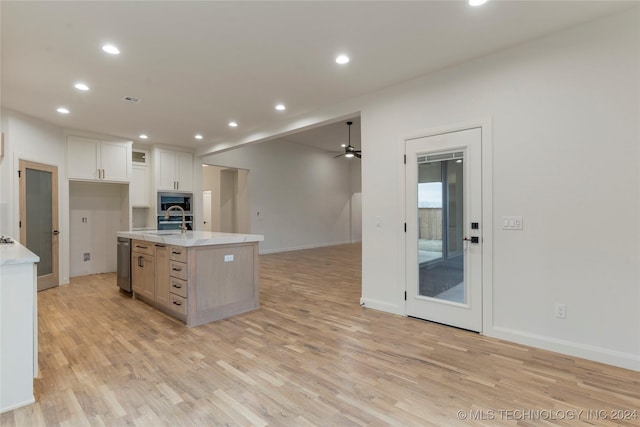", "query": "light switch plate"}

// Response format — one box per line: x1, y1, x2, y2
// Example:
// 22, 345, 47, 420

224, 254, 234, 262
502, 216, 523, 230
